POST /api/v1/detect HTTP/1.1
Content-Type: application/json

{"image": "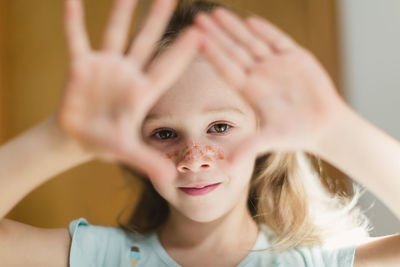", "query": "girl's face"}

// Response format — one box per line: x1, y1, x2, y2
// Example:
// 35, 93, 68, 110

142, 57, 258, 223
